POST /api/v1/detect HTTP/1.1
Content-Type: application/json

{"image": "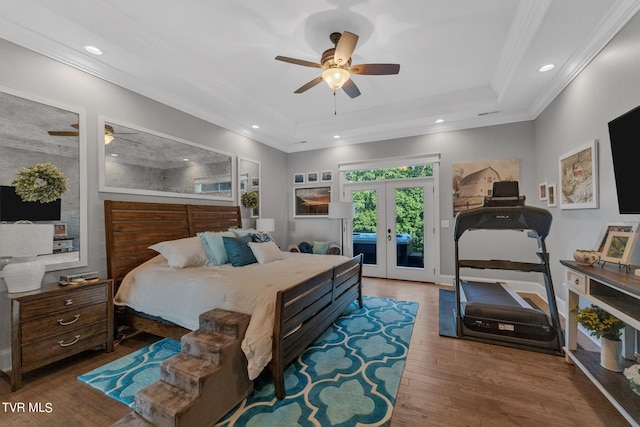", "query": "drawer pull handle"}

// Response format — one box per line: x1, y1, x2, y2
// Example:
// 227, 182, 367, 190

58, 314, 80, 326
58, 335, 80, 347
575, 279, 580, 285
65, 299, 73, 306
